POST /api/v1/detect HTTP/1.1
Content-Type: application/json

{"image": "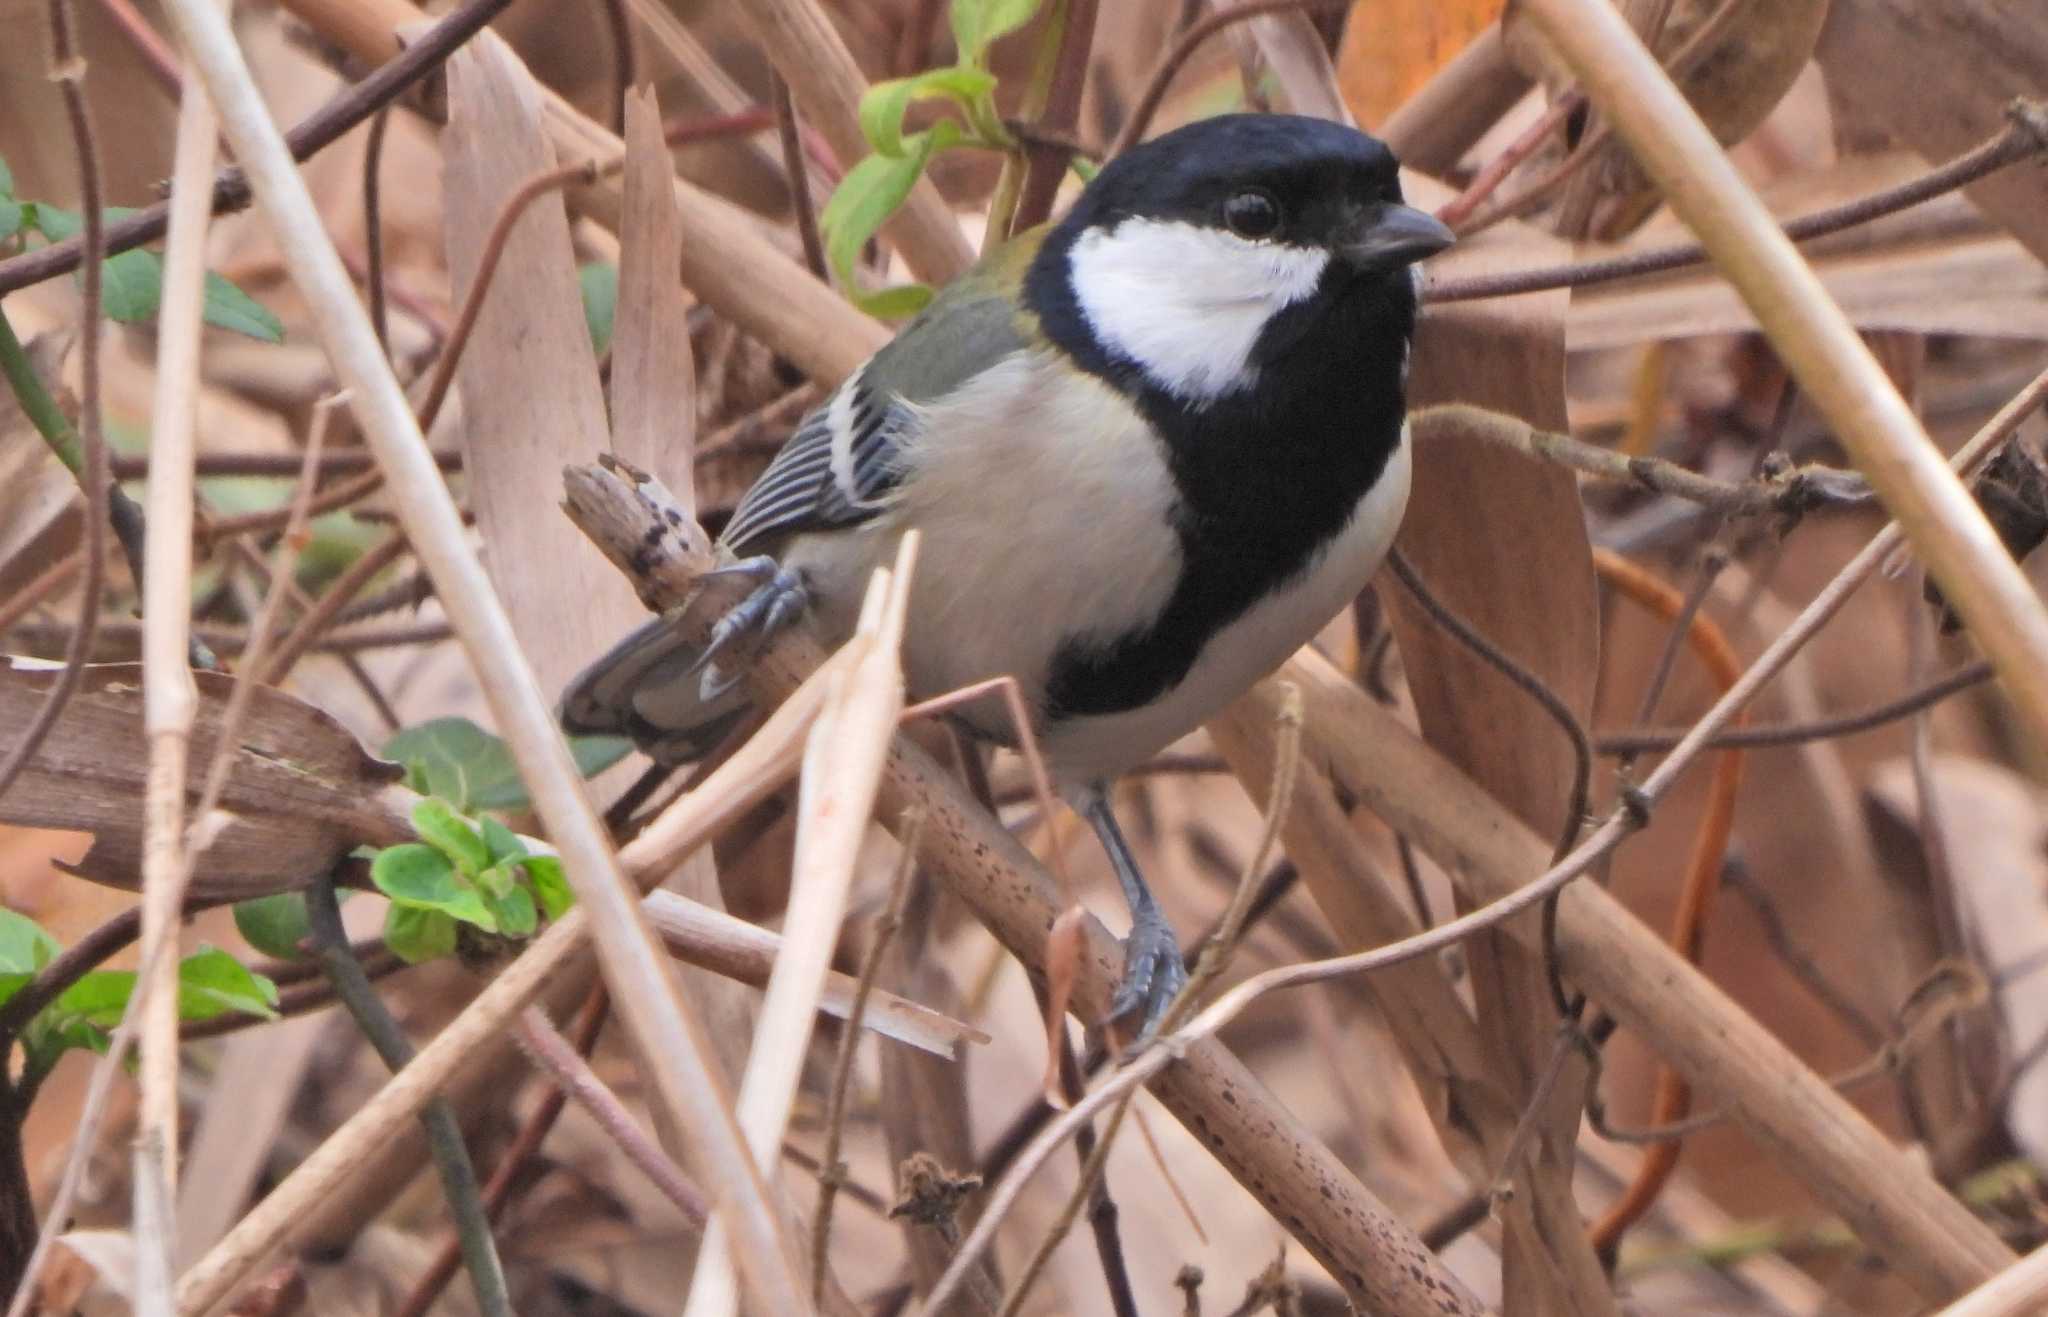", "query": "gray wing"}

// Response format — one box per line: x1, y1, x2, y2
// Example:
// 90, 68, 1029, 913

717, 274, 1032, 557
719, 369, 909, 555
